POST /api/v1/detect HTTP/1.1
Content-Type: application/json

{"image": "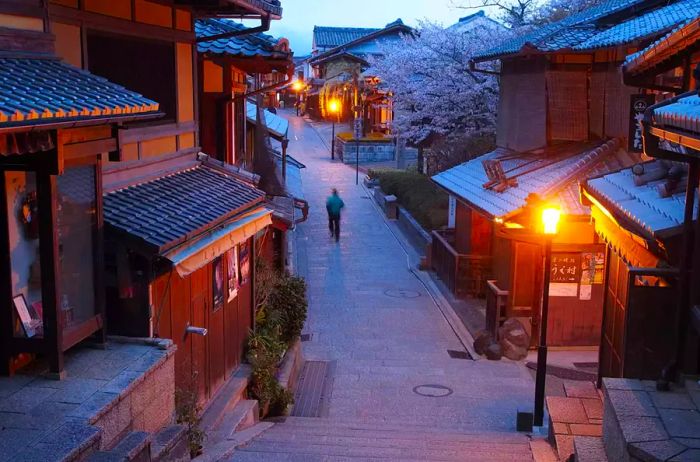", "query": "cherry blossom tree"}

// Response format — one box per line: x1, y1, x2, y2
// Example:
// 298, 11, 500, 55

368, 20, 507, 146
